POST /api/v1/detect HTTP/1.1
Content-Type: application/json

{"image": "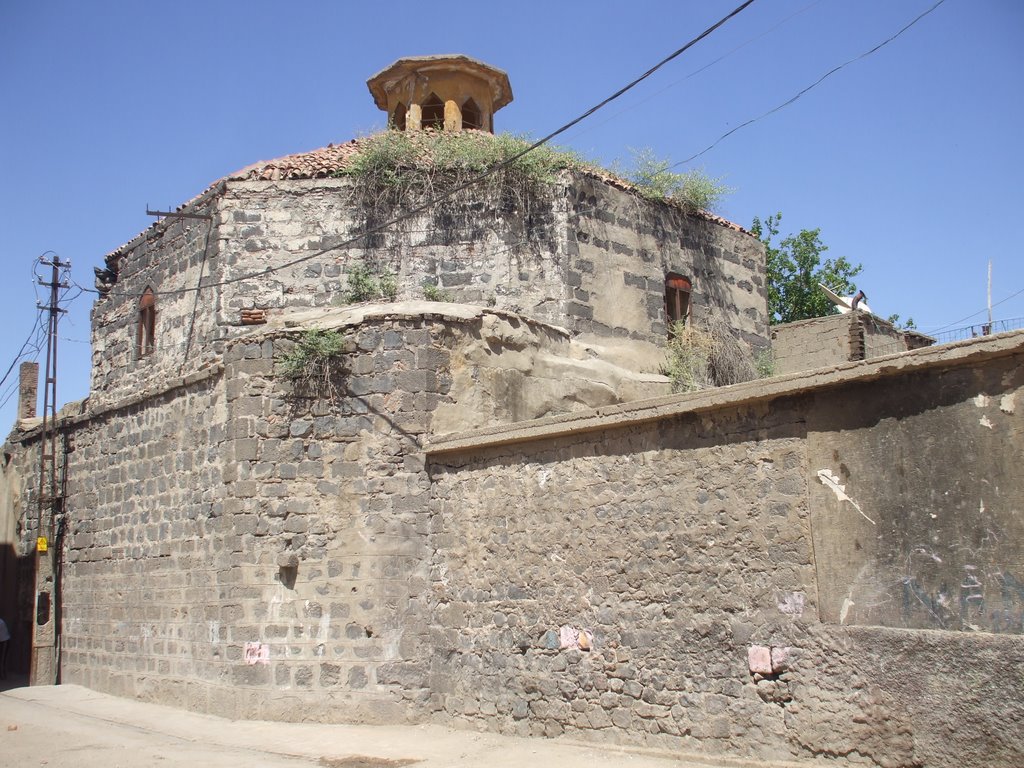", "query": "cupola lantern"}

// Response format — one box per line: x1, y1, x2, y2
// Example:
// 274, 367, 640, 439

366, 54, 513, 133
